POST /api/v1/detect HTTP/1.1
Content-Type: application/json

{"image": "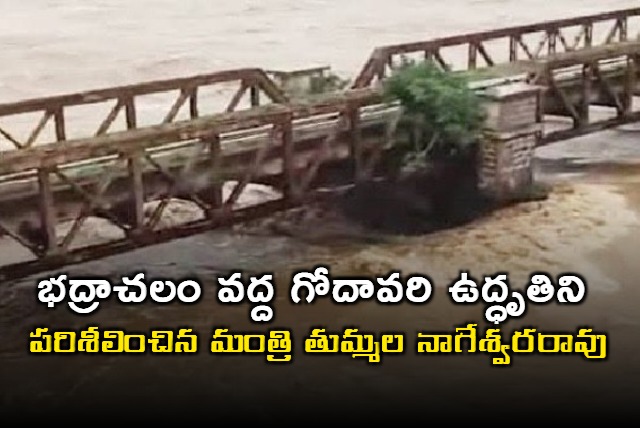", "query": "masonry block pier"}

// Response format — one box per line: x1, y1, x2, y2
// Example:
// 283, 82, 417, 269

2, 8, 640, 280
479, 83, 541, 201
